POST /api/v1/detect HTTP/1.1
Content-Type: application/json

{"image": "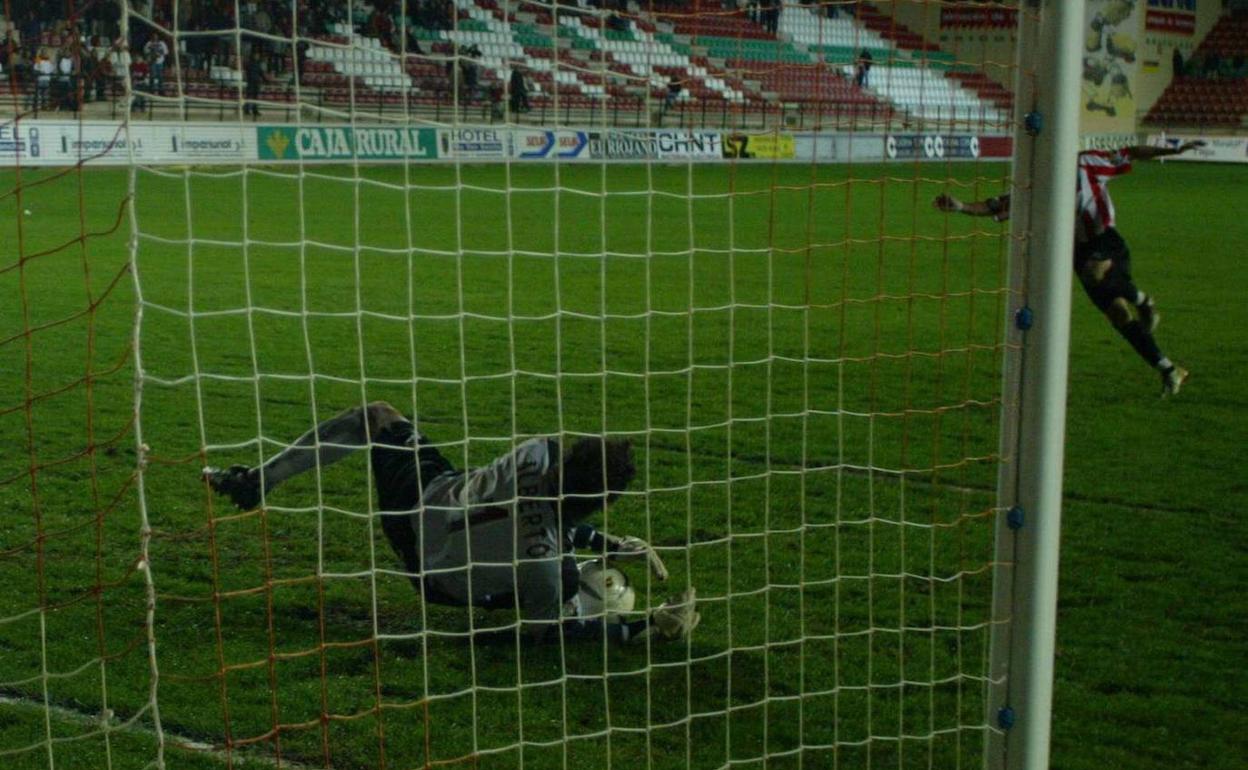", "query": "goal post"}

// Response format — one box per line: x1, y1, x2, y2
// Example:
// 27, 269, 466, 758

988, 1, 1084, 768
